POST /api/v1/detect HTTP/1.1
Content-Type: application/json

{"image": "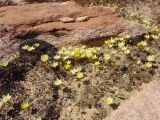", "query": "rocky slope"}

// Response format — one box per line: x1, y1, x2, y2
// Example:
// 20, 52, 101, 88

0, 1, 160, 120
